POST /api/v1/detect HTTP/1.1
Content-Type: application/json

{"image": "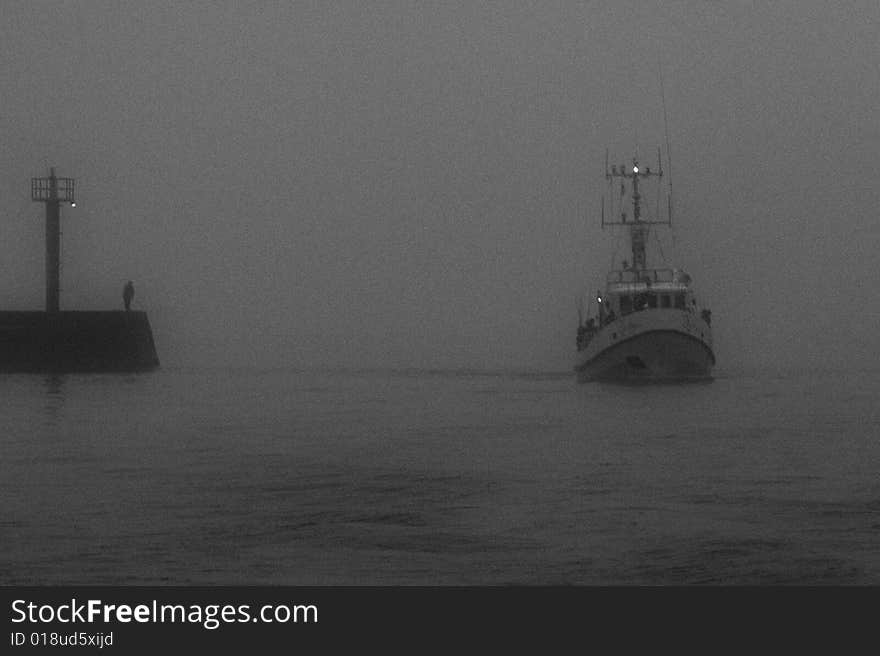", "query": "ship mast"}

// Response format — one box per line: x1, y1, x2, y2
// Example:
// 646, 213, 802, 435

602, 150, 668, 272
